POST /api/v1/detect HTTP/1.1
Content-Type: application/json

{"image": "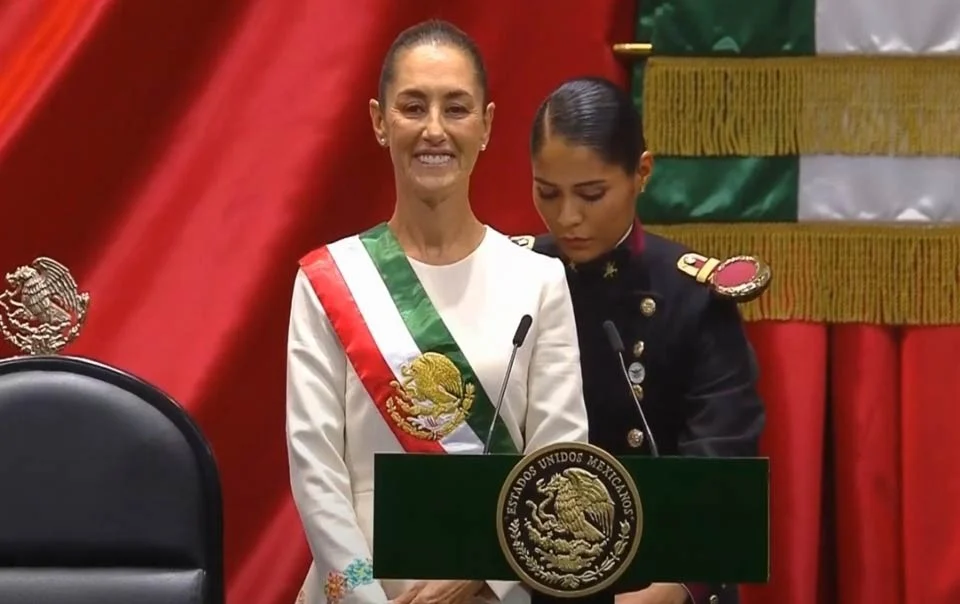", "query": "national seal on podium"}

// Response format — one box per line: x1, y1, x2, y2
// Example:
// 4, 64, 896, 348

496, 441, 643, 598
